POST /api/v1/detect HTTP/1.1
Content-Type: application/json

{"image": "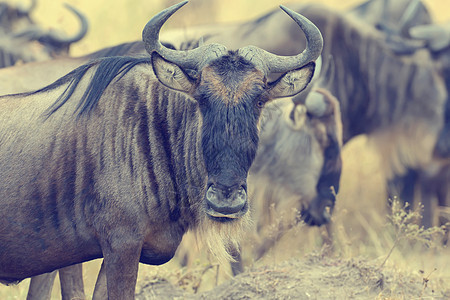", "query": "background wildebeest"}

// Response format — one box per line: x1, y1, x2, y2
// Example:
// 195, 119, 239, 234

0, 1, 88, 67
393, 16, 450, 231
0, 1, 323, 299
298, 3, 447, 232
352, 0, 450, 230
0, 0, 36, 33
